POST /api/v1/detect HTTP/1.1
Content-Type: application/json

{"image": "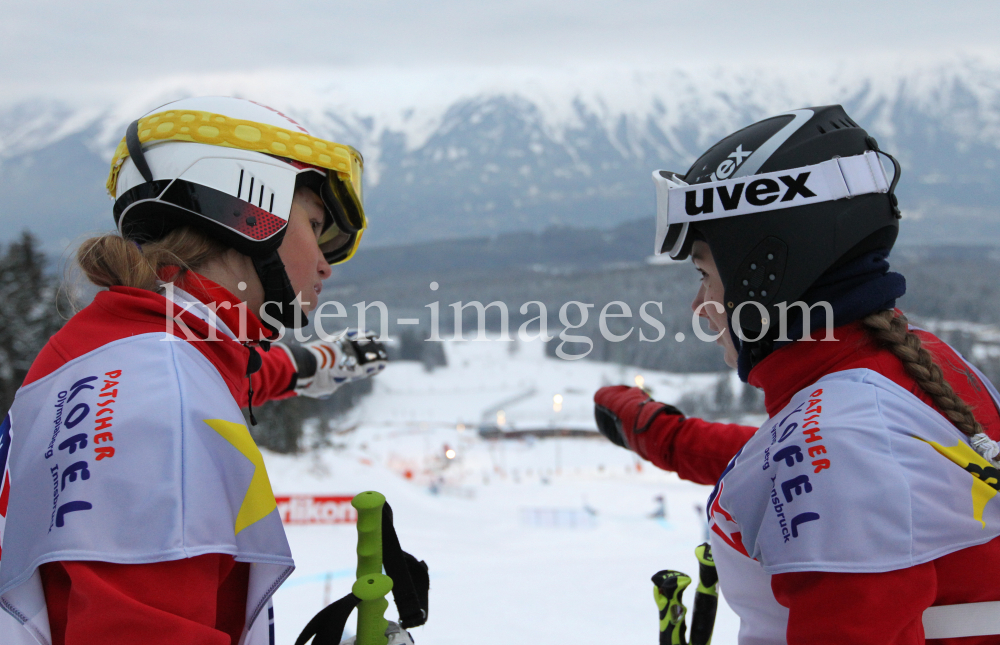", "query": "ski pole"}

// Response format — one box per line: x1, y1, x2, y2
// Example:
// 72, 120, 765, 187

352, 491, 391, 645
689, 543, 719, 645
354, 491, 385, 577
652, 569, 692, 645
353, 573, 393, 645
